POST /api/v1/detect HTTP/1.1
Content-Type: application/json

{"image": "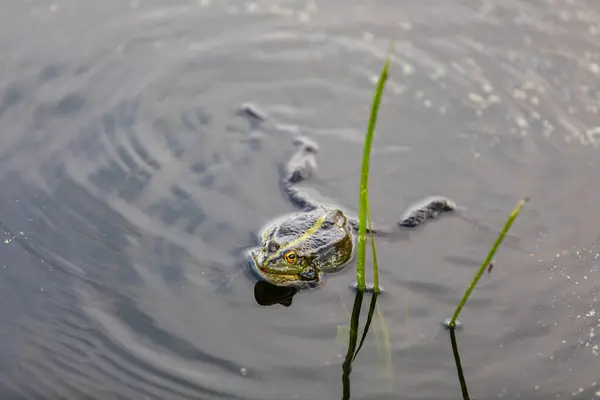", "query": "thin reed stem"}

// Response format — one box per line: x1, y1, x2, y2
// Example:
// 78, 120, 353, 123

356, 47, 392, 290
447, 198, 529, 328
